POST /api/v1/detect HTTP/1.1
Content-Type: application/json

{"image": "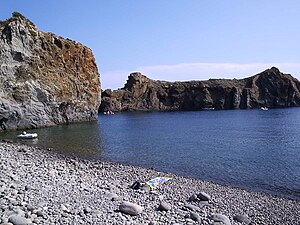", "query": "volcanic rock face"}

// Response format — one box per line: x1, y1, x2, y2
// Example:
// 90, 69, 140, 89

100, 67, 300, 112
0, 13, 101, 130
